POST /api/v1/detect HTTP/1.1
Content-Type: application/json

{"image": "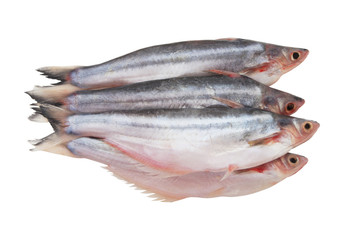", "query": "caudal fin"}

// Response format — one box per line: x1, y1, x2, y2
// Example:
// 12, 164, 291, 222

37, 66, 81, 82
29, 104, 78, 156
30, 132, 79, 157
28, 112, 48, 123
26, 83, 81, 104
37, 104, 71, 129
29, 103, 72, 125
